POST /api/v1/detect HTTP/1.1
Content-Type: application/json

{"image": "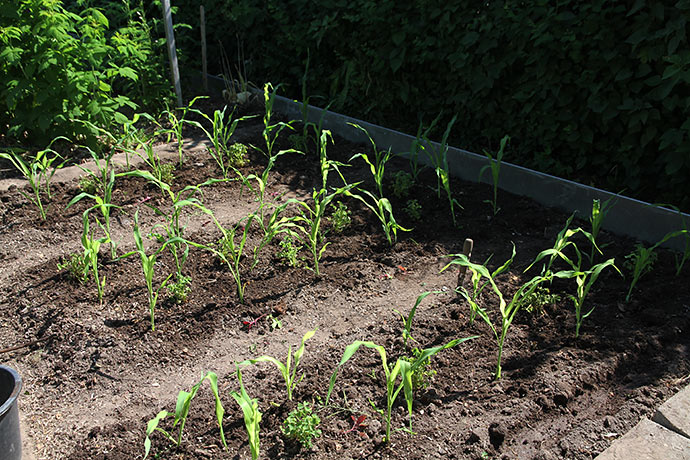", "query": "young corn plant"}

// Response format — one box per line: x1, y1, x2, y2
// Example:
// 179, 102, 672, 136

256, 82, 295, 158
178, 200, 255, 303
407, 114, 441, 182
230, 364, 262, 460
0, 142, 64, 220
326, 337, 476, 442
123, 211, 183, 331
239, 329, 316, 401
479, 135, 510, 216
67, 146, 119, 259
422, 115, 462, 226
393, 291, 436, 348
348, 123, 394, 199
441, 245, 548, 379
588, 196, 616, 262
288, 130, 359, 276
530, 239, 619, 337
143, 371, 226, 459
187, 105, 254, 178
161, 96, 205, 166
80, 210, 109, 303
623, 229, 688, 302
347, 188, 408, 246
